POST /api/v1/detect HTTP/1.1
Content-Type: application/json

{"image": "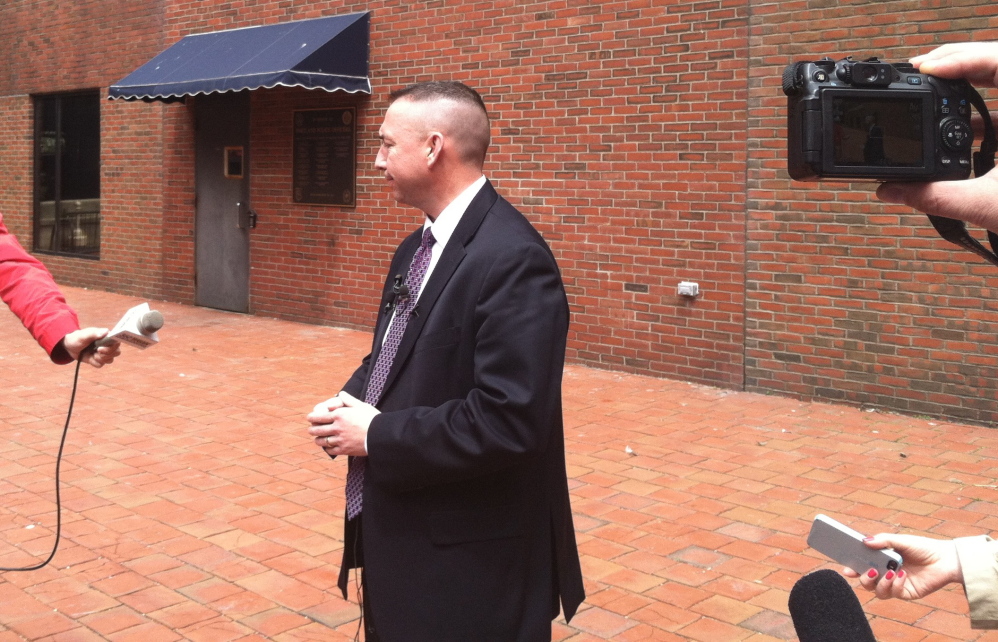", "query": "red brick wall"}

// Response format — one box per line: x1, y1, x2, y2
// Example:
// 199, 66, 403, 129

160, 106, 198, 303
0, 0, 166, 298
0, 96, 33, 240
3, 0, 998, 424
0, 0, 165, 93
747, 2, 998, 424
97, 100, 167, 297
246, 88, 383, 328
159, 0, 751, 388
